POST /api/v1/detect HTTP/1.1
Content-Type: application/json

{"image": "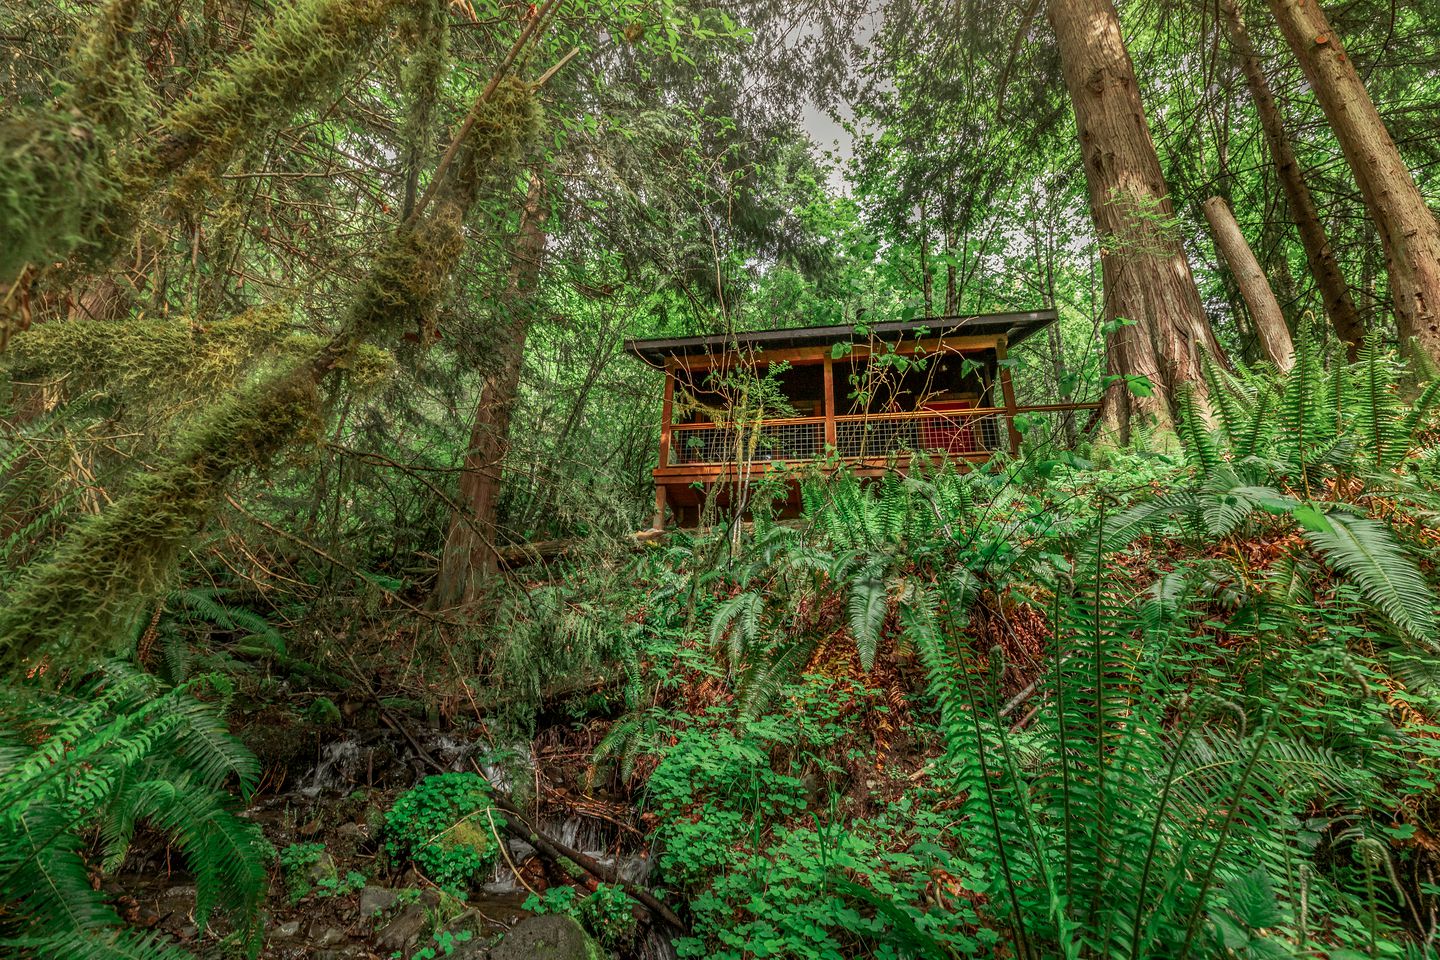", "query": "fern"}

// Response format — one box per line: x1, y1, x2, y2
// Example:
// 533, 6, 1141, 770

846, 577, 888, 672
0, 665, 267, 957
1351, 333, 1404, 467
1302, 511, 1437, 646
